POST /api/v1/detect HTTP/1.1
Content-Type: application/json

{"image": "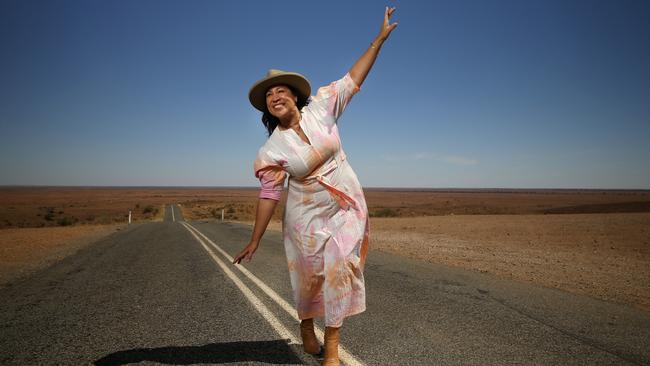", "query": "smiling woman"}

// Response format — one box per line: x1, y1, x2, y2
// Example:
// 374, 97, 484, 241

261, 82, 312, 138
232, 7, 398, 366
